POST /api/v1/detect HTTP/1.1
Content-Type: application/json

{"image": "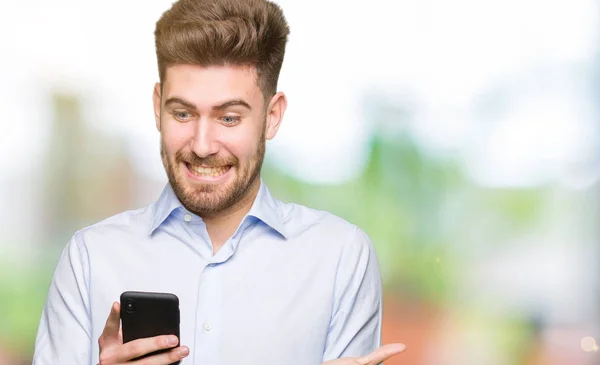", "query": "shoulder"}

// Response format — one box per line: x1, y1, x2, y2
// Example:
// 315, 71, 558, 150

279, 200, 372, 250
279, 202, 381, 290
70, 204, 153, 248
